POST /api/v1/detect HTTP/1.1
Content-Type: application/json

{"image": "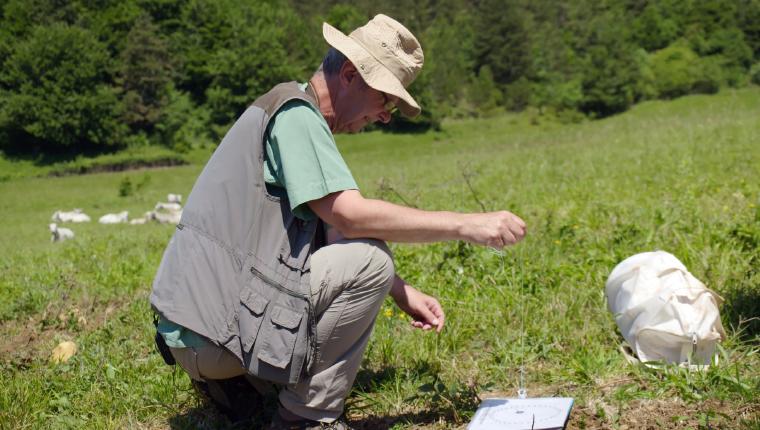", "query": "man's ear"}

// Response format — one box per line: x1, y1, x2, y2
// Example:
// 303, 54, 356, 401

339, 61, 359, 87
